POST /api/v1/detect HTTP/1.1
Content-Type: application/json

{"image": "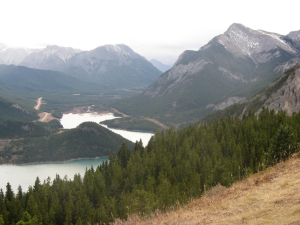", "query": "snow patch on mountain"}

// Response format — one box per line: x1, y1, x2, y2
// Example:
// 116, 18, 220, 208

104, 45, 131, 56
214, 23, 297, 63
